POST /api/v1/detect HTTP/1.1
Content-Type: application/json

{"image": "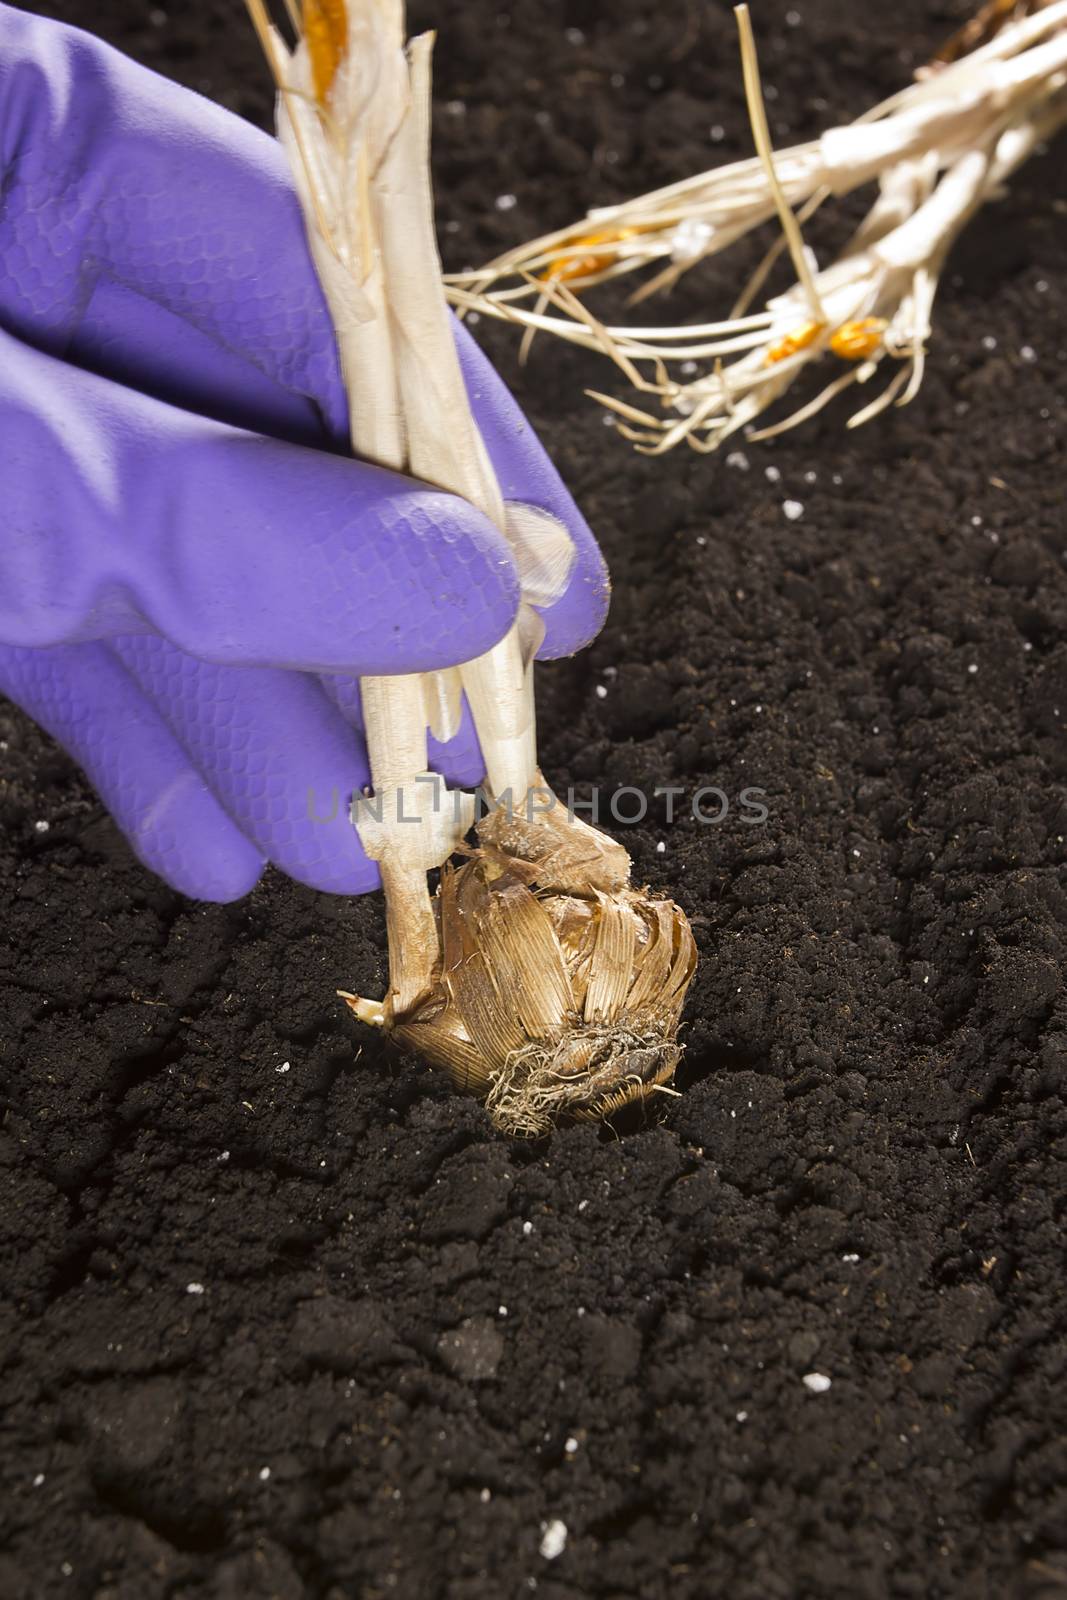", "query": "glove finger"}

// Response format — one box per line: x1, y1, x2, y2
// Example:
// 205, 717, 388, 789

3, 15, 602, 665
111, 638, 378, 896
0, 643, 264, 901
0, 331, 520, 677
321, 674, 486, 791
0, 8, 350, 449
454, 321, 611, 660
